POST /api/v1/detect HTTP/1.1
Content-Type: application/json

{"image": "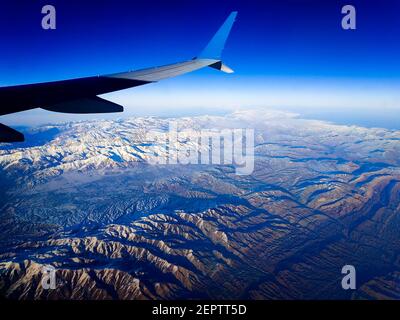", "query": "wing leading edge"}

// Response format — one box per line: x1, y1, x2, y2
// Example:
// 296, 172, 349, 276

0, 11, 237, 142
